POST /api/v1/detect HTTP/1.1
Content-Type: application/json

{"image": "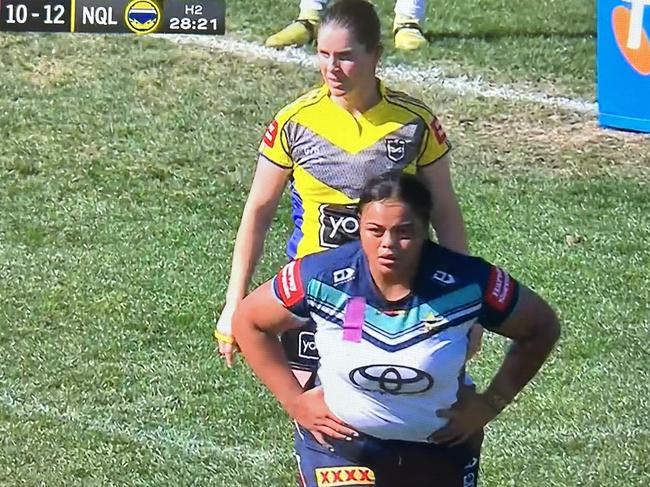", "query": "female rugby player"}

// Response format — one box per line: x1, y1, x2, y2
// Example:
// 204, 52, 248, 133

215, 0, 480, 371
233, 172, 561, 487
